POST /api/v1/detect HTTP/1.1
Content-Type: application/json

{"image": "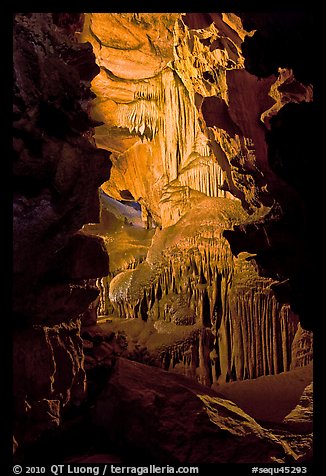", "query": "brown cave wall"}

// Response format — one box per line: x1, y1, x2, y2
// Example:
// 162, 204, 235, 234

223, 13, 317, 331
13, 13, 111, 452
